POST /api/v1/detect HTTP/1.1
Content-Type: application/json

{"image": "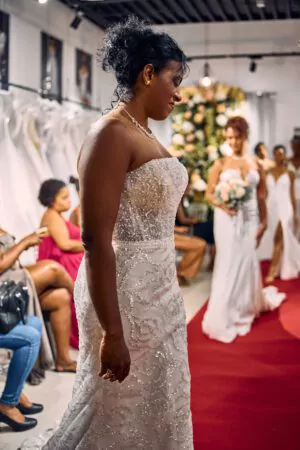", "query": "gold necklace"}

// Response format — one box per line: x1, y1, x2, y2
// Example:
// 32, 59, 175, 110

122, 108, 156, 140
